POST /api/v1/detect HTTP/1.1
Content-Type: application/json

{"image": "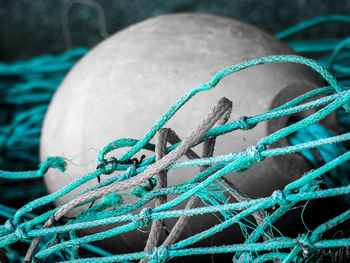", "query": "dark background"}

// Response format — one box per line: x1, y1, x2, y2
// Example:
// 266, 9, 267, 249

1, 0, 350, 61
